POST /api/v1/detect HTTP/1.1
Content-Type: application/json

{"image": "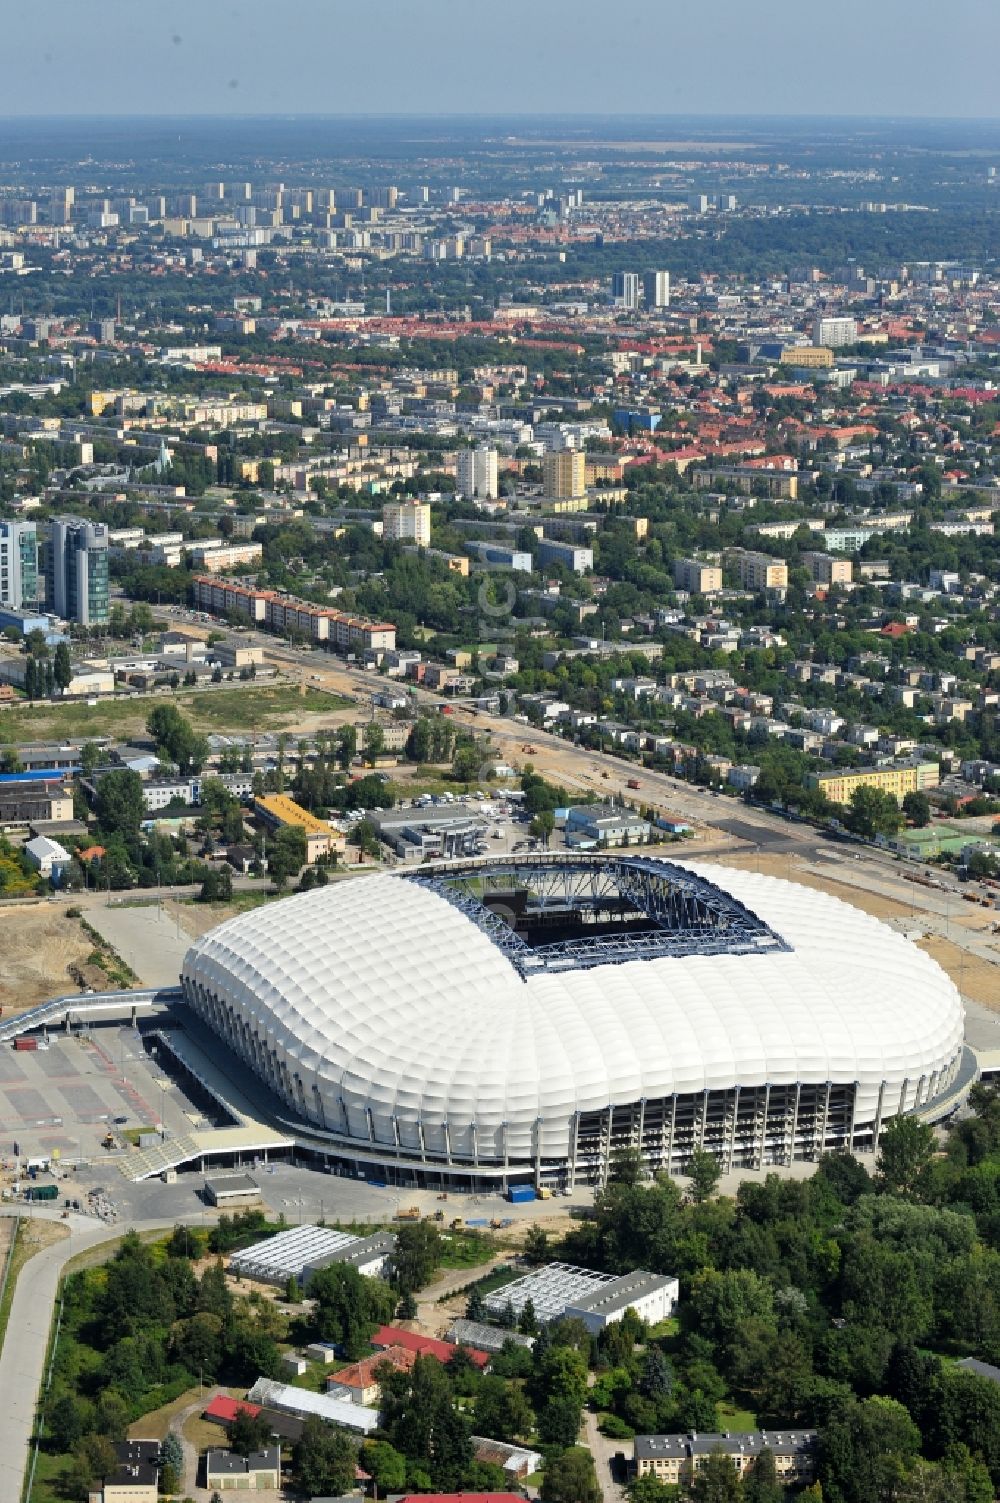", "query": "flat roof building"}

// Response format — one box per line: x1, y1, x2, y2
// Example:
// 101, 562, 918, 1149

230, 1224, 385, 1286
565, 1269, 679, 1333
673, 558, 723, 596
483, 1262, 676, 1331
203, 1172, 261, 1207
255, 793, 339, 865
